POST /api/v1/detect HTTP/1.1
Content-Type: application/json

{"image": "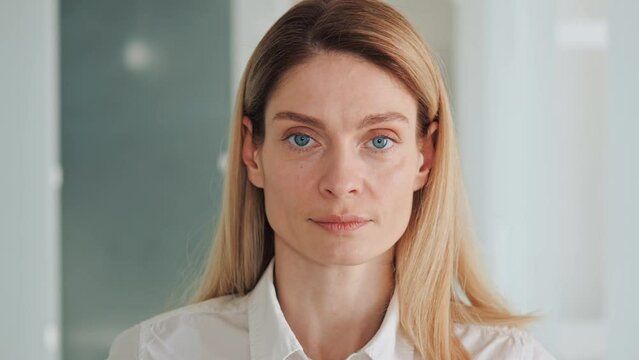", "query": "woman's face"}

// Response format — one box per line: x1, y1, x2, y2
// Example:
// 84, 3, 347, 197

242, 52, 437, 266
